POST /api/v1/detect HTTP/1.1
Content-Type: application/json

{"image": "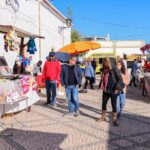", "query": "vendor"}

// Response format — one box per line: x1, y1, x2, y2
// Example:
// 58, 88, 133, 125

32, 60, 42, 77
13, 60, 24, 74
